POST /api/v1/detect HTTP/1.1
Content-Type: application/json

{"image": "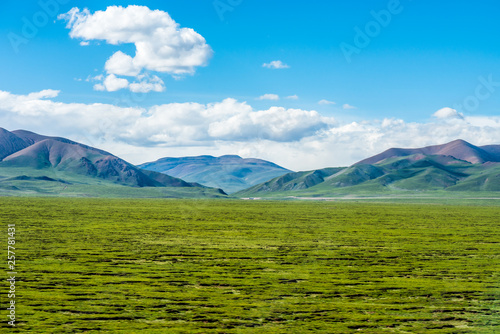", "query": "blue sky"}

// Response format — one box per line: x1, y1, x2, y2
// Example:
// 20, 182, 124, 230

1, 0, 500, 170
